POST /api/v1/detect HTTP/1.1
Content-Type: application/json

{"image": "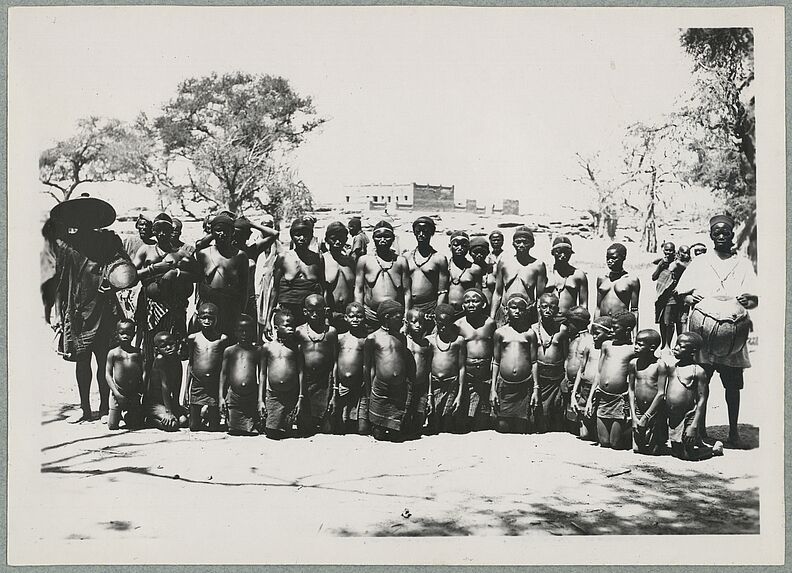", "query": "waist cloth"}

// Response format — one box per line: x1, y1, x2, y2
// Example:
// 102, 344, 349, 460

110, 391, 141, 412
277, 276, 322, 306
336, 378, 364, 422
633, 400, 668, 451
189, 370, 220, 407
495, 372, 532, 420
265, 385, 299, 431
595, 388, 629, 420
431, 373, 459, 419
668, 406, 697, 444
572, 379, 593, 414
369, 374, 410, 431
226, 387, 259, 433
305, 370, 332, 420
465, 358, 492, 418
534, 360, 565, 431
